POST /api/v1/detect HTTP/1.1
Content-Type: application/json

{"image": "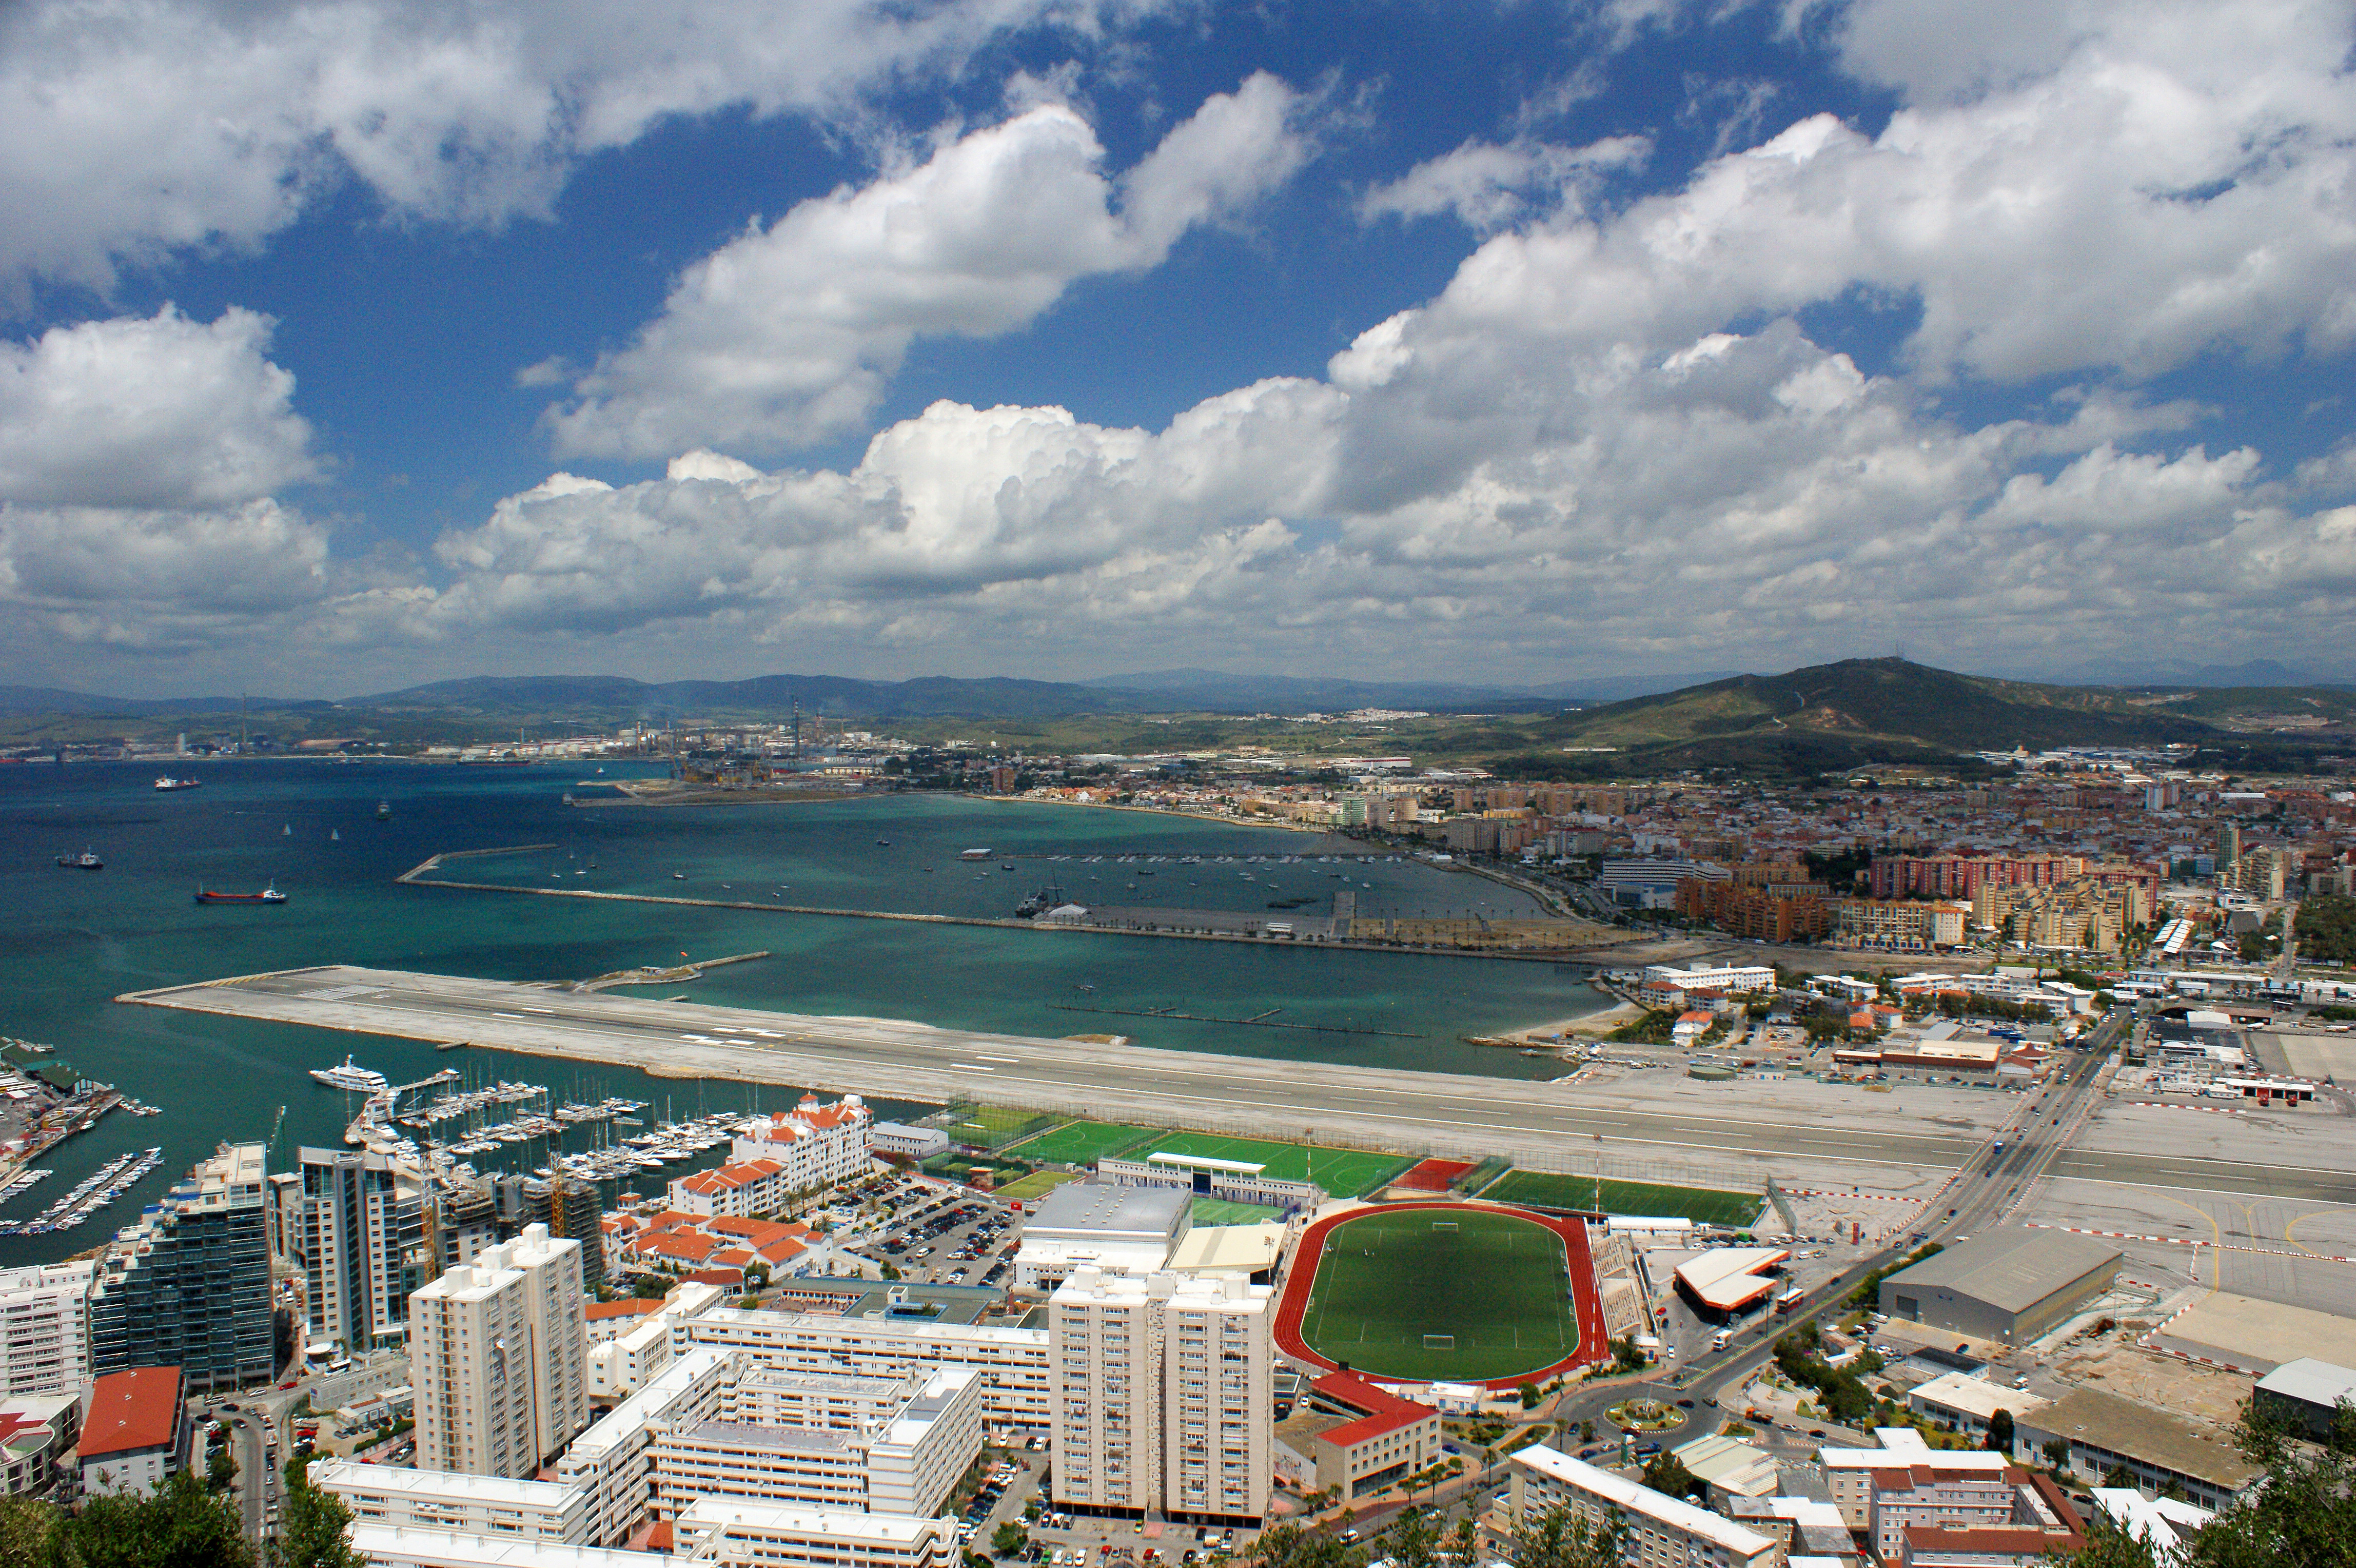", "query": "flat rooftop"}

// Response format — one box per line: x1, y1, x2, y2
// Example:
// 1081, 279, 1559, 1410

1881, 1230, 2121, 1314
